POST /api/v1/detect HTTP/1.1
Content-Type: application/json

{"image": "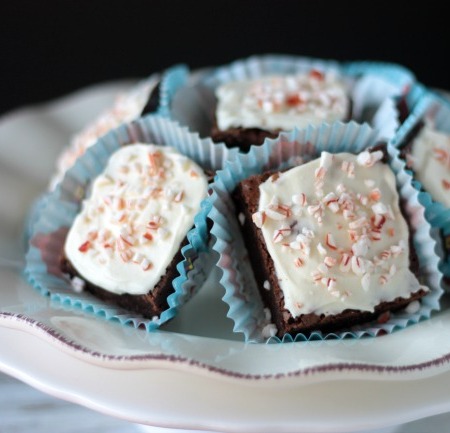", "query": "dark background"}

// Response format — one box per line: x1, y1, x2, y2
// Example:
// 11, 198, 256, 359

1, 1, 449, 116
